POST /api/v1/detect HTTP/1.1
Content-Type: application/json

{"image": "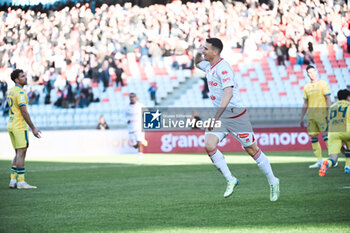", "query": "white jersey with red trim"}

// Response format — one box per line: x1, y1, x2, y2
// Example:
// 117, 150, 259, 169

198, 59, 243, 108
126, 102, 144, 132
